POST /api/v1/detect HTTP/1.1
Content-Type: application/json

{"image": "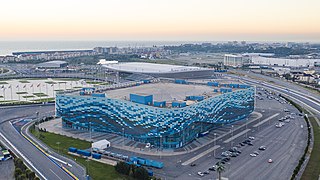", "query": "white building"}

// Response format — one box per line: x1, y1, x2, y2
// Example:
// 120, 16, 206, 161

251, 56, 320, 67
224, 54, 251, 67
